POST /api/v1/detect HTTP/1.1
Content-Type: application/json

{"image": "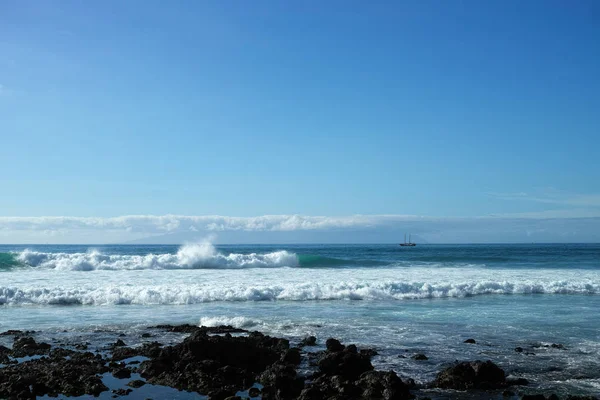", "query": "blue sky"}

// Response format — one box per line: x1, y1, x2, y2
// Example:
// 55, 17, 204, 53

1, 0, 599, 243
